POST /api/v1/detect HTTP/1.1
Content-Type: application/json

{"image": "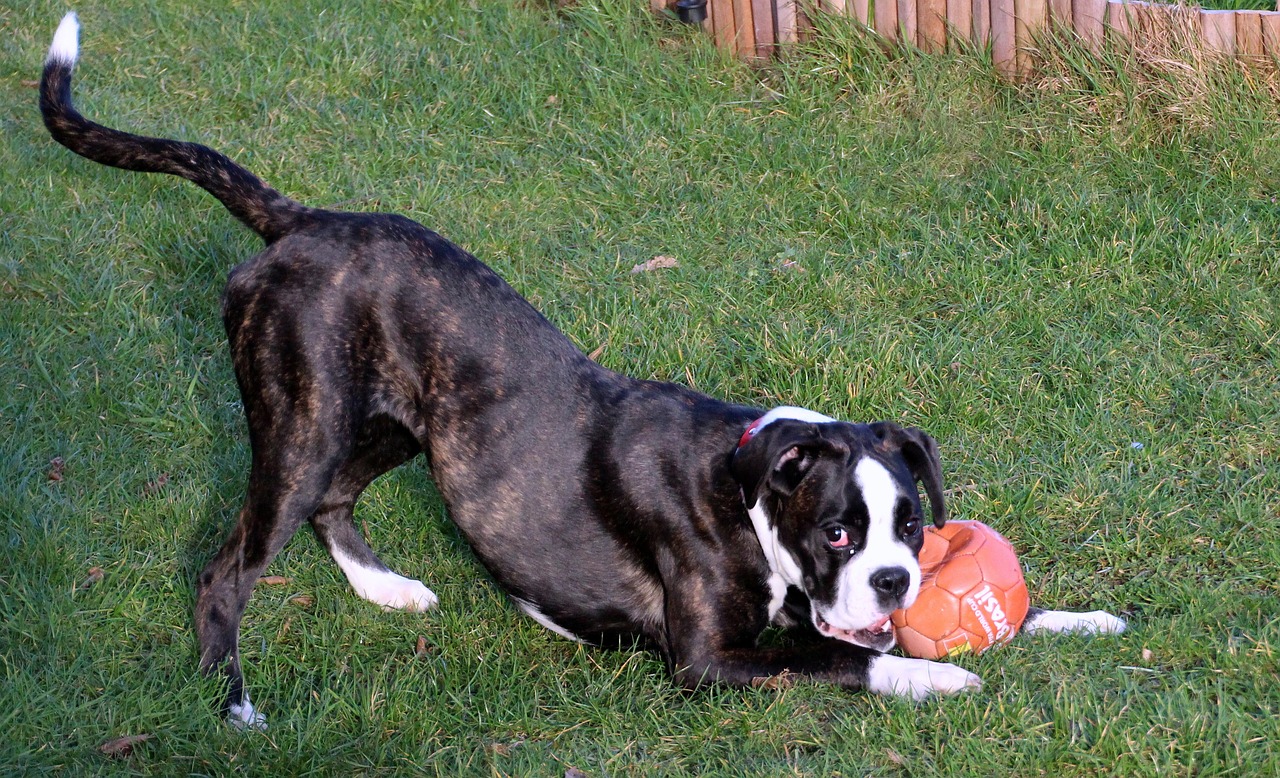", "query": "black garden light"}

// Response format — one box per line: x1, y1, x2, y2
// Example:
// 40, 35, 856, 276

675, 0, 708, 24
